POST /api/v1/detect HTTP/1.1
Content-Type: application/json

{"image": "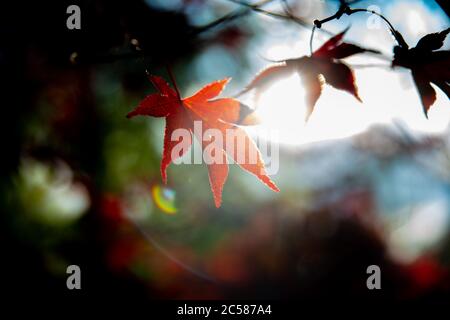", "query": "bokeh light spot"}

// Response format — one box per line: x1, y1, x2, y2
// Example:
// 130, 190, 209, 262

151, 185, 178, 214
